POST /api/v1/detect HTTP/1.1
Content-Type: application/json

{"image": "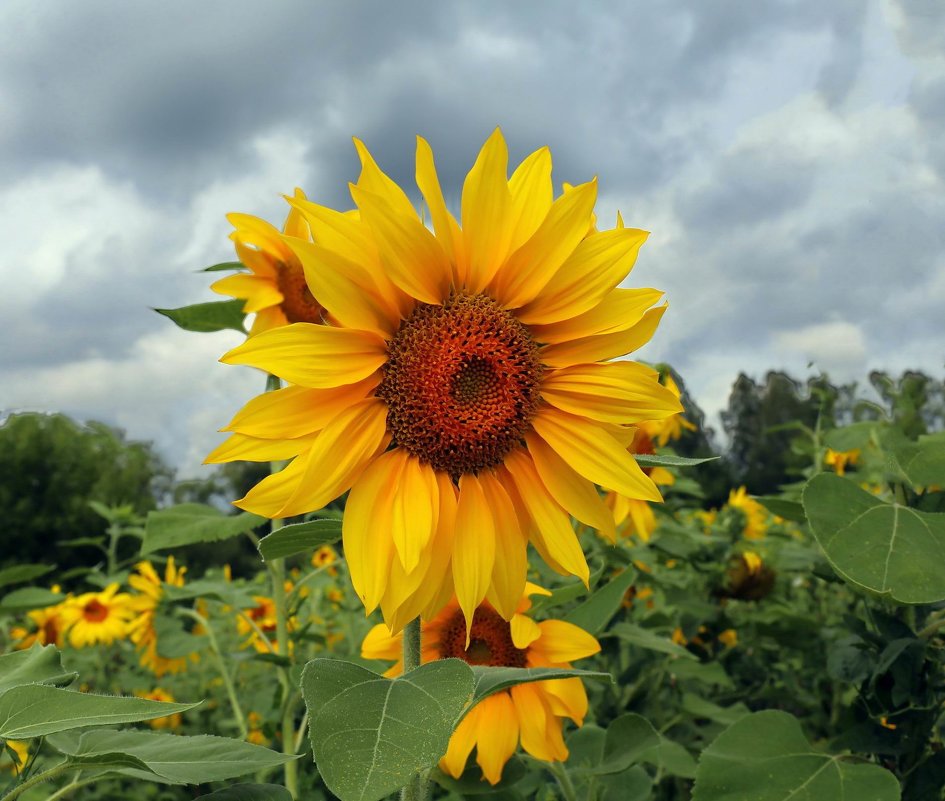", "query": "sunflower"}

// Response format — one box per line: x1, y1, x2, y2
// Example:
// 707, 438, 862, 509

12, 591, 67, 649
824, 447, 860, 476
237, 595, 296, 653
607, 427, 676, 542
127, 557, 191, 676
210, 188, 326, 334
639, 373, 695, 447
59, 584, 137, 647
208, 129, 681, 632
726, 487, 768, 541
361, 585, 600, 785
